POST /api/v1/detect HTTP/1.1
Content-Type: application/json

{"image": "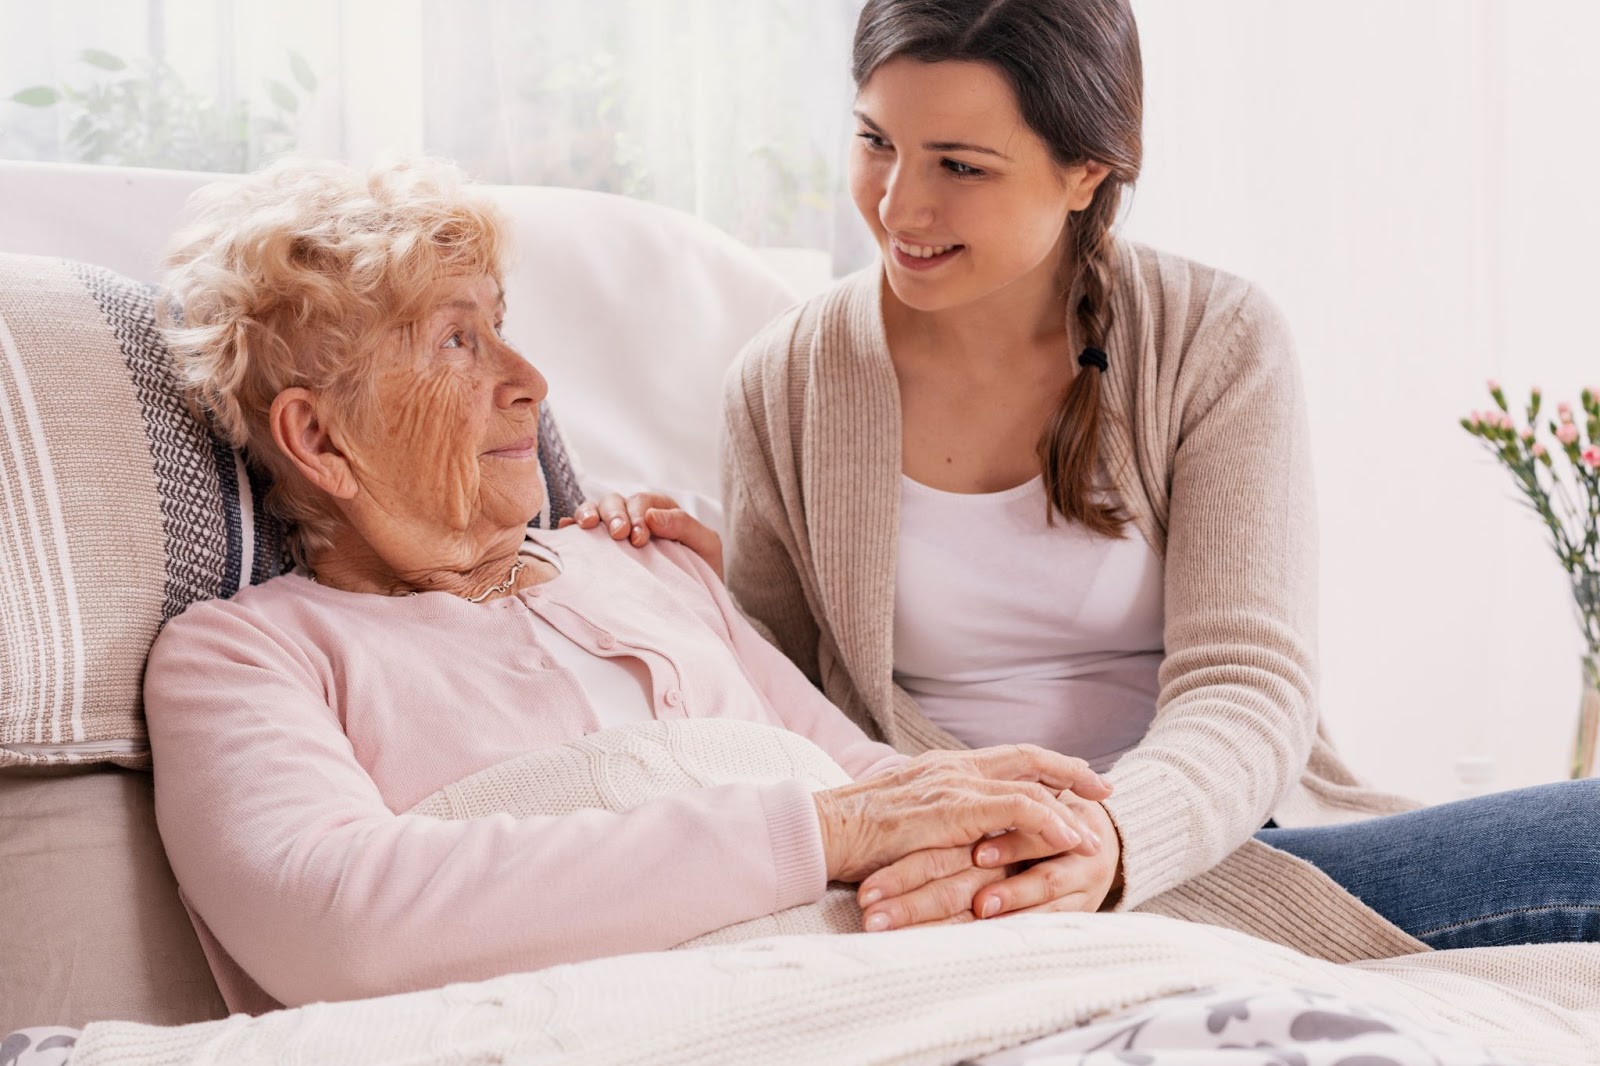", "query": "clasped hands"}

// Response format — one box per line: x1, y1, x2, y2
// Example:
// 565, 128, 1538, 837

816, 747, 1123, 932
566, 494, 1123, 931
